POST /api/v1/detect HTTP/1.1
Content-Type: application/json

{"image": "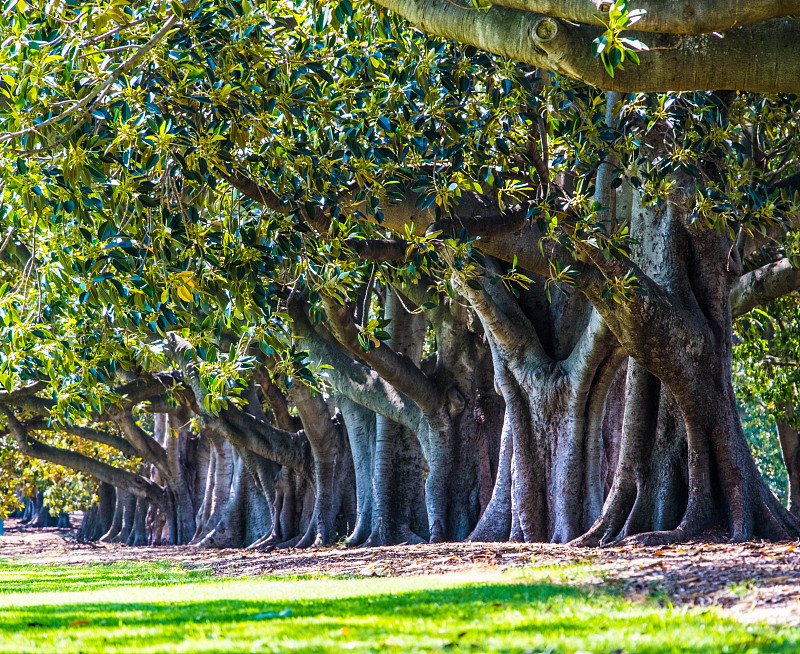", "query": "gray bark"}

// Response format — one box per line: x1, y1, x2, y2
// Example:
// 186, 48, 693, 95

580, 181, 800, 544
776, 421, 800, 517
462, 268, 622, 543
128, 496, 149, 546
487, 0, 798, 34
731, 259, 800, 318
77, 483, 115, 543
373, 0, 800, 93
338, 397, 377, 546
100, 488, 127, 542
